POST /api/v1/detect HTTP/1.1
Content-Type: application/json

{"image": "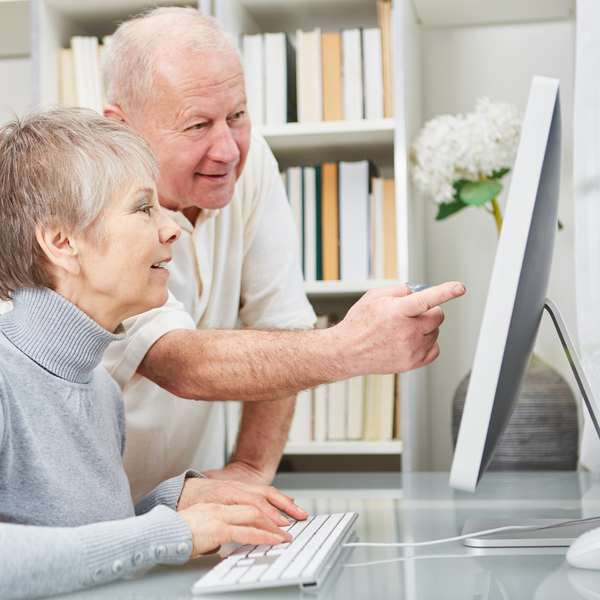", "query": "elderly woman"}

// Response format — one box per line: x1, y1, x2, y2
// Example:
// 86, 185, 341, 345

0, 107, 305, 600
